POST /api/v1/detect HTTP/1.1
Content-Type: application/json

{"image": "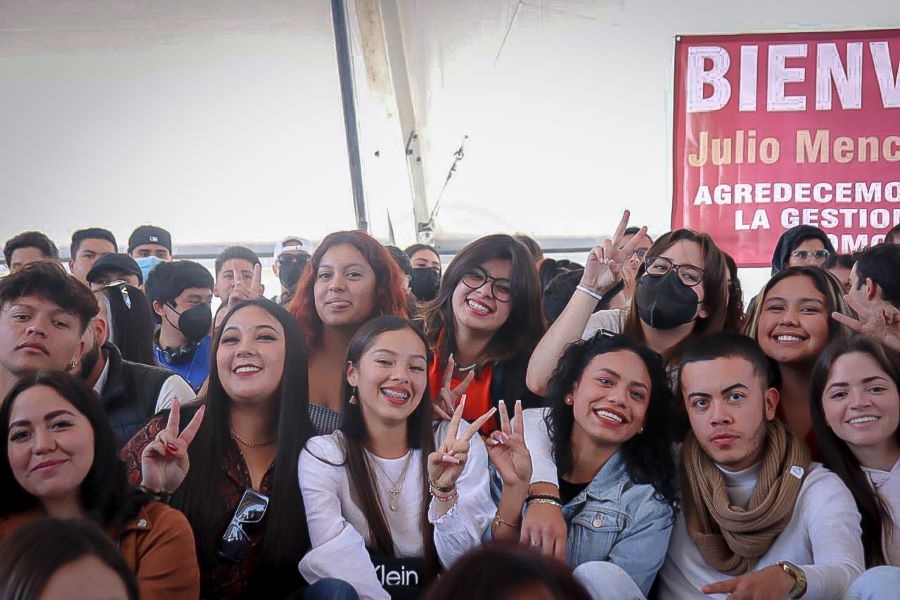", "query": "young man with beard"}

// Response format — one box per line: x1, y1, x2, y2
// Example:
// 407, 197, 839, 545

145, 260, 214, 392
78, 309, 195, 448
657, 332, 865, 599
0, 262, 94, 399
